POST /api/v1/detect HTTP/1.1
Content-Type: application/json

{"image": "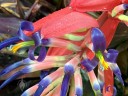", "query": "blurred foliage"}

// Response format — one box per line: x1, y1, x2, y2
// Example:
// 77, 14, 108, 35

0, 0, 127, 96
